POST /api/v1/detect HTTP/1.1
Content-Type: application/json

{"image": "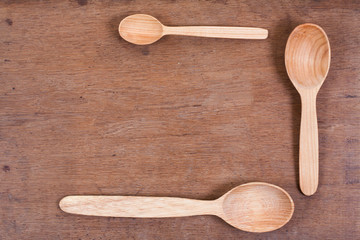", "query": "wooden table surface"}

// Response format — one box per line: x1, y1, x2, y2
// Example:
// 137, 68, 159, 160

1, 1, 359, 239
